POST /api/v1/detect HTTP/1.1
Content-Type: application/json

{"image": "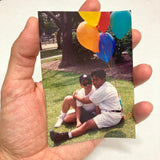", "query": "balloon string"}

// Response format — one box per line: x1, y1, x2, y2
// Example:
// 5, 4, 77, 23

102, 46, 119, 95
103, 50, 125, 115
107, 61, 125, 116
107, 62, 119, 95
101, 38, 125, 116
